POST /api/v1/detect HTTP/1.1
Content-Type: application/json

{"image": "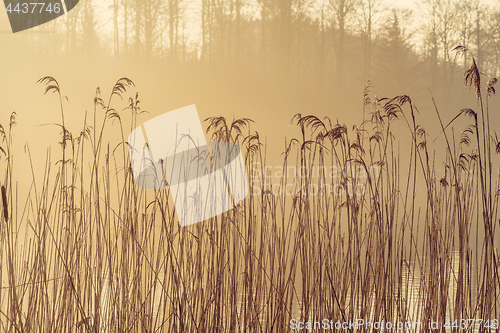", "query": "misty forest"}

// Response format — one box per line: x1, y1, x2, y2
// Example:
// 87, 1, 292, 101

6, 0, 500, 106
